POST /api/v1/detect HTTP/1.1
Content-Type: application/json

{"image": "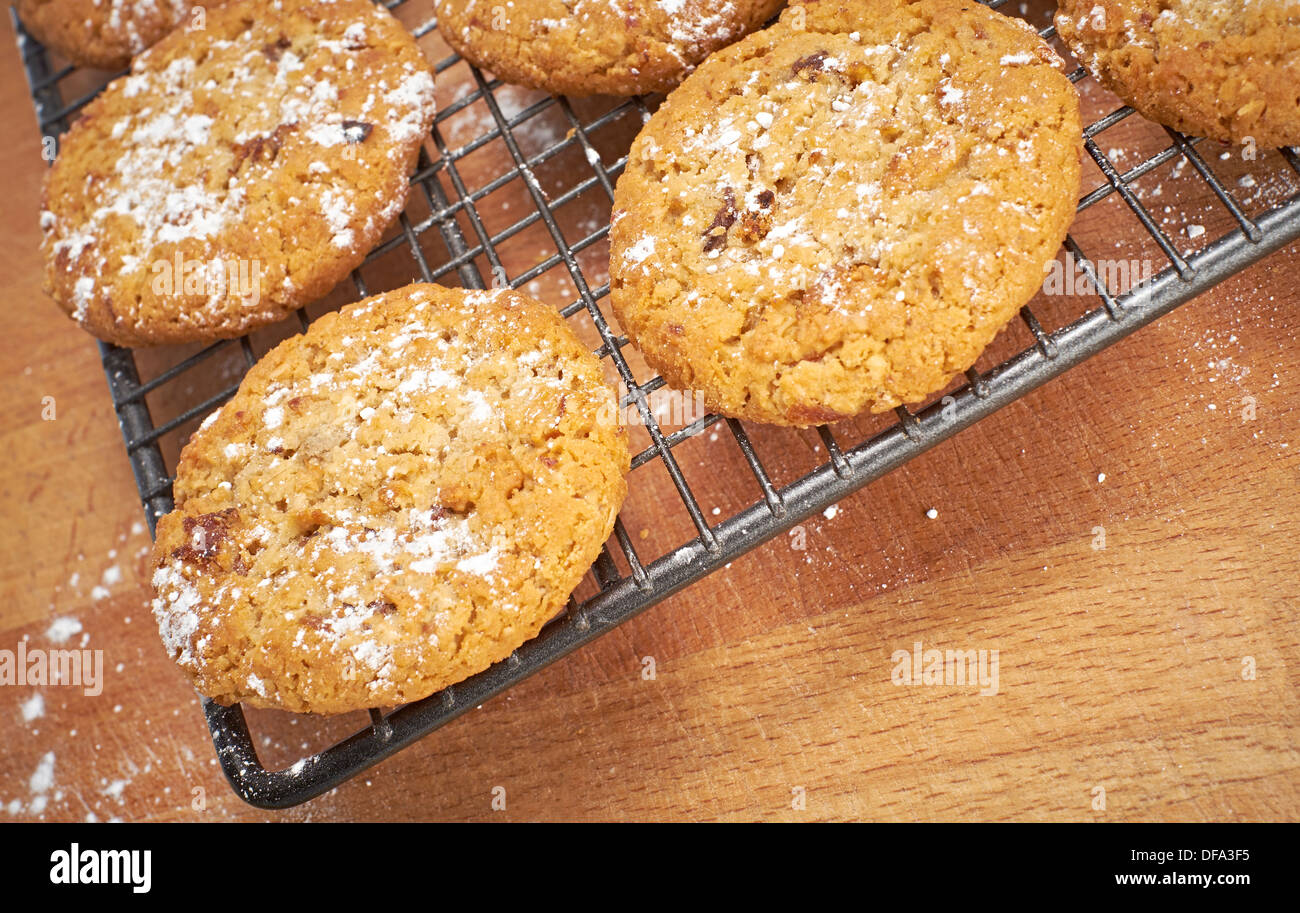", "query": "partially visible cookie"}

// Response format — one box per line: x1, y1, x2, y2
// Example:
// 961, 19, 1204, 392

151, 283, 630, 714
16, 0, 223, 71
1055, 0, 1300, 147
40, 0, 437, 347
435, 0, 785, 96
609, 0, 1082, 426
